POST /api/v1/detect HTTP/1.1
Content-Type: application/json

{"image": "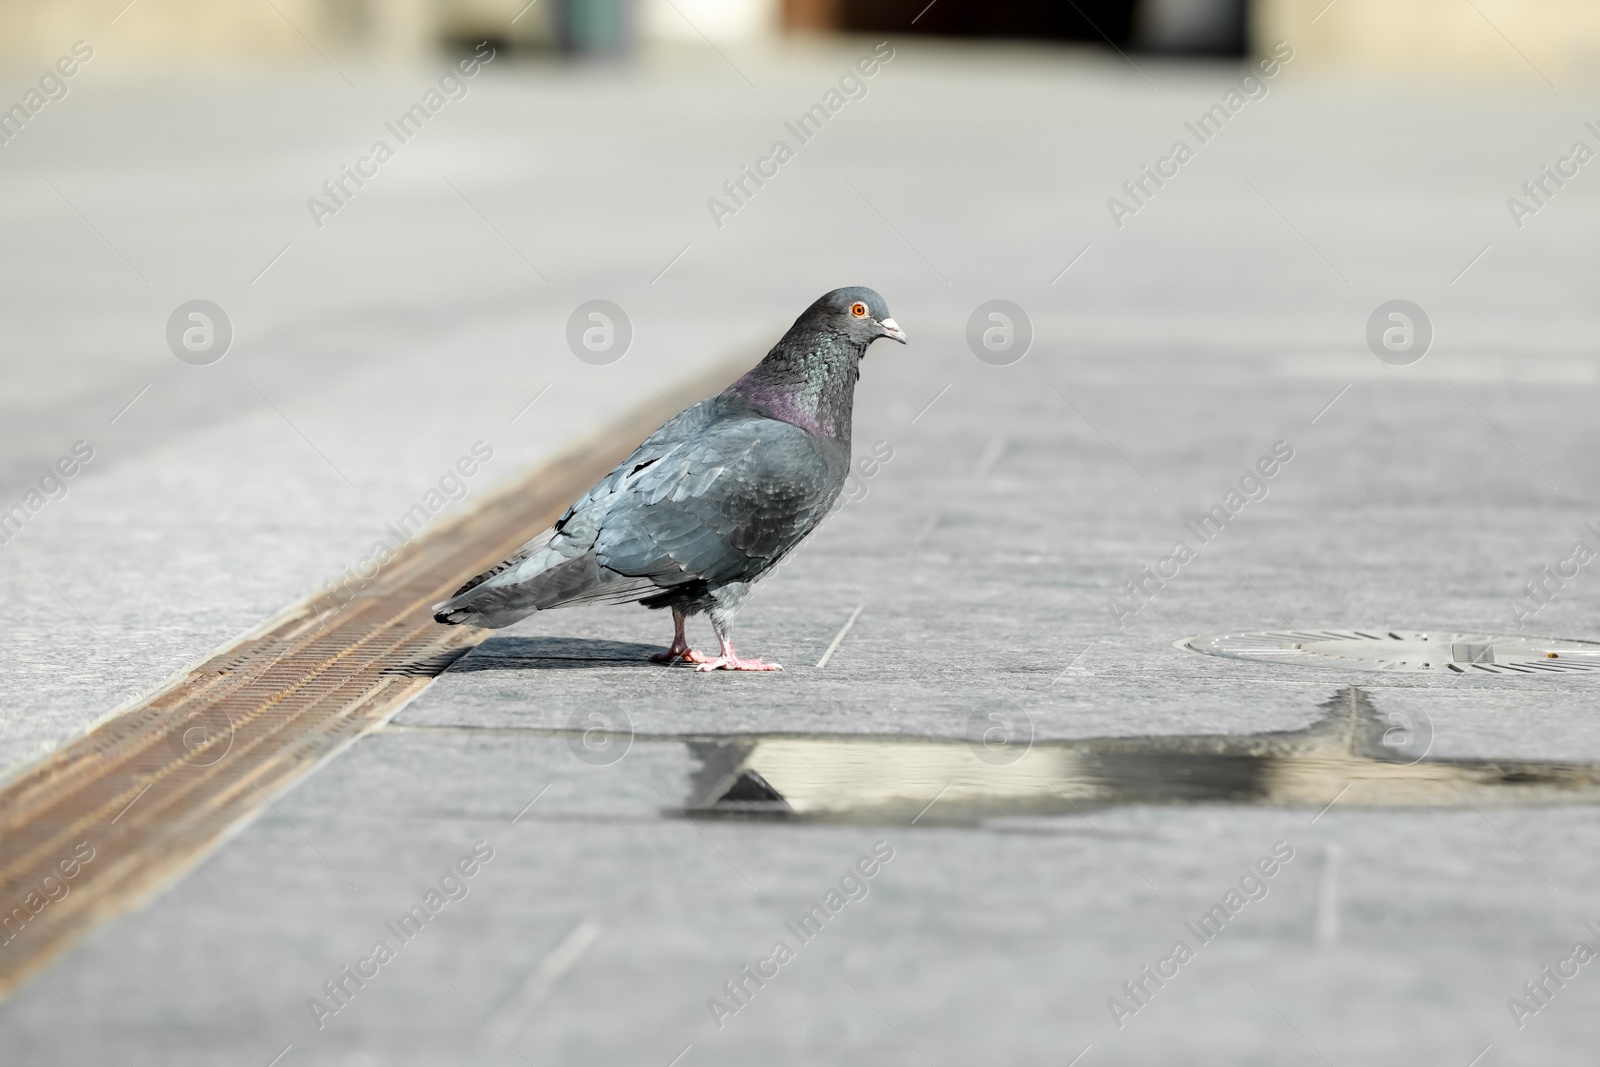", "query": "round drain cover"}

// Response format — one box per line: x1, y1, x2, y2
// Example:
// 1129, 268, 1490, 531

1179, 629, 1600, 674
